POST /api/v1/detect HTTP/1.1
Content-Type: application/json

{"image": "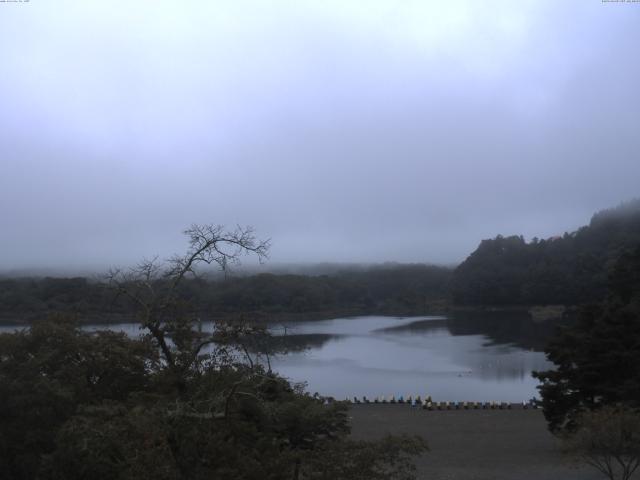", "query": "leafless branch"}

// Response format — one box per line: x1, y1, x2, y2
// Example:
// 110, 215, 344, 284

104, 224, 269, 375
